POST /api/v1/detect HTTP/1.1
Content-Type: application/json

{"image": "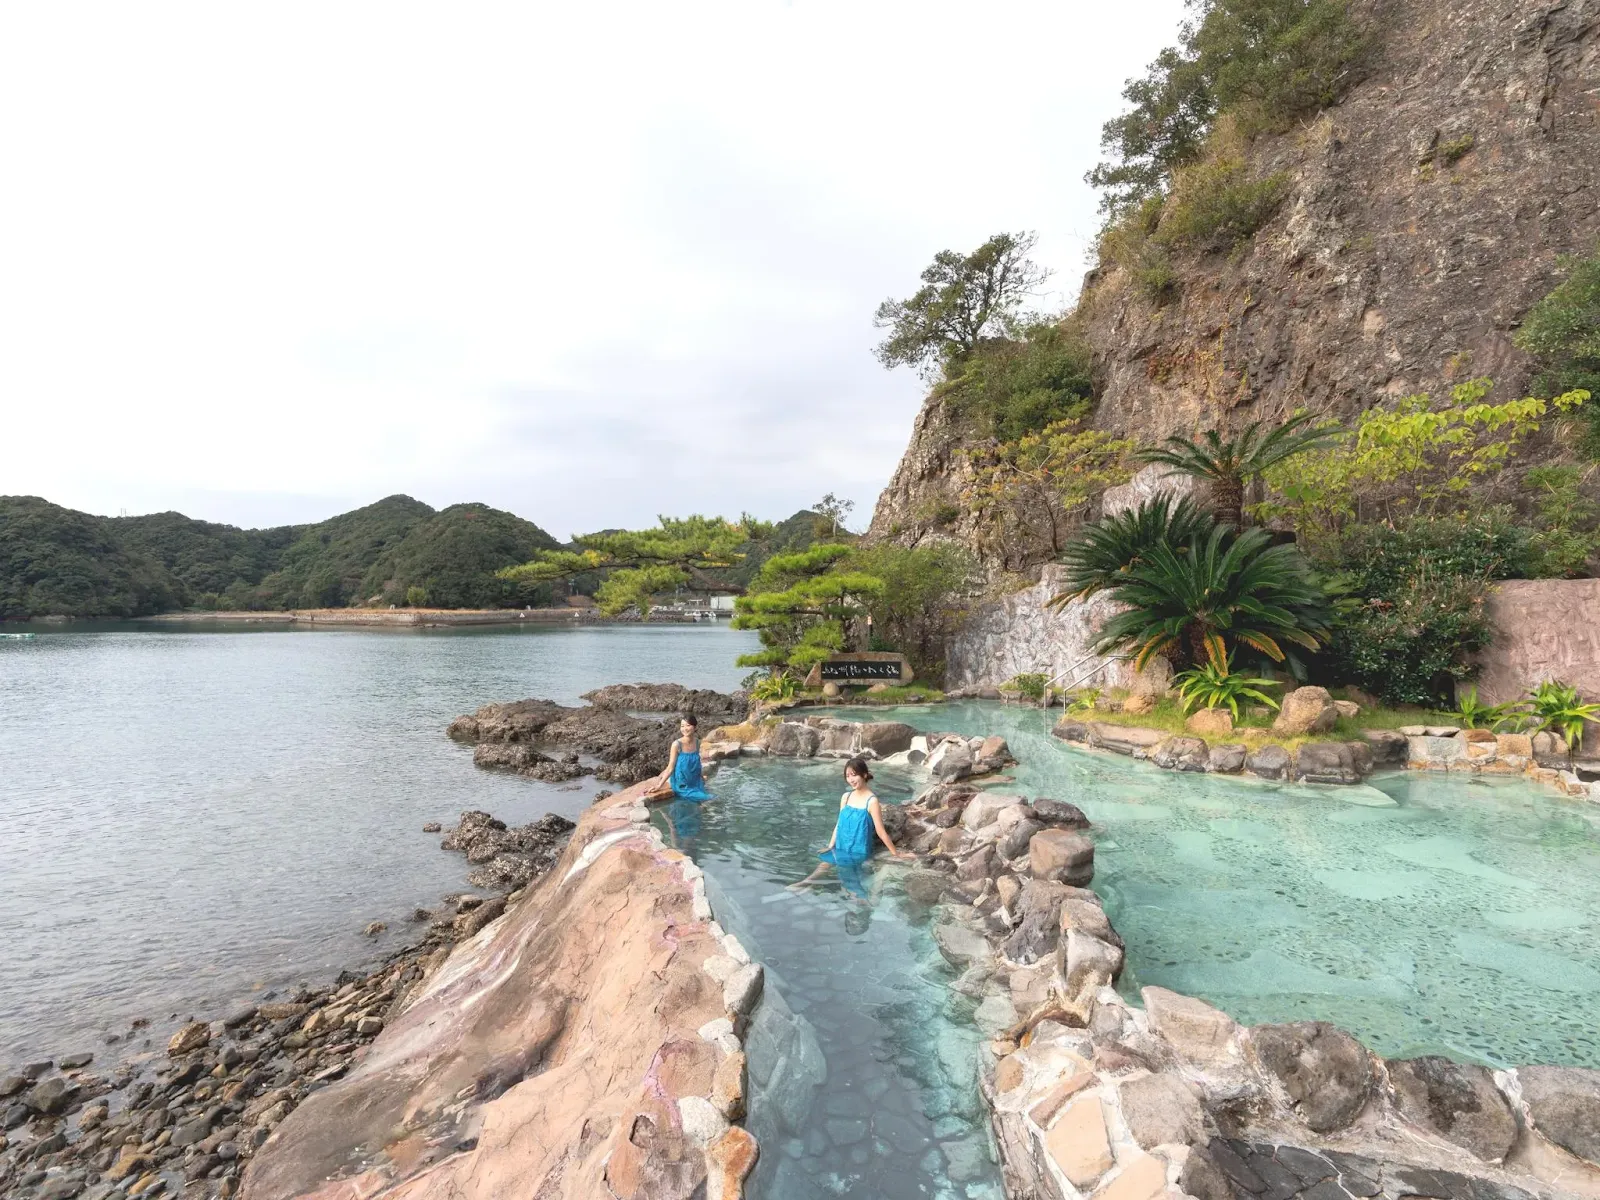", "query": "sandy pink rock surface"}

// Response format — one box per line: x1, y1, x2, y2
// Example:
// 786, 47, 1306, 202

241, 787, 753, 1200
